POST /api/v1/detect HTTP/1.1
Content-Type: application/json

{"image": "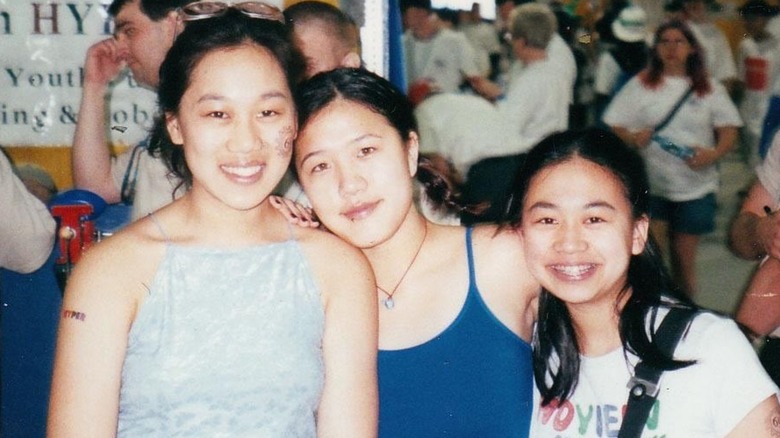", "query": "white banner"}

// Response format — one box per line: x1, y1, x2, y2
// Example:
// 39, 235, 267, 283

0, 0, 155, 147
